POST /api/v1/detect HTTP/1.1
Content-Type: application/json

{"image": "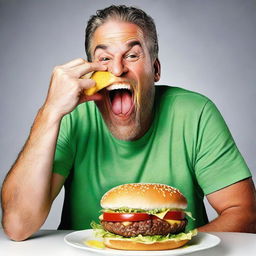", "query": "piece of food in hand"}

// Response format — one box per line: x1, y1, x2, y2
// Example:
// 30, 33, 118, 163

84, 71, 116, 96
91, 183, 197, 251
